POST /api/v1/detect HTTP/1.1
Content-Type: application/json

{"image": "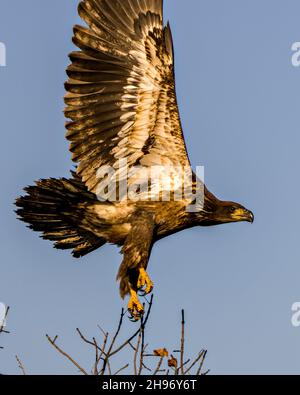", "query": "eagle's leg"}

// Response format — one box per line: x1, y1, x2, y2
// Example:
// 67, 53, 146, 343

137, 268, 154, 296
117, 211, 155, 321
